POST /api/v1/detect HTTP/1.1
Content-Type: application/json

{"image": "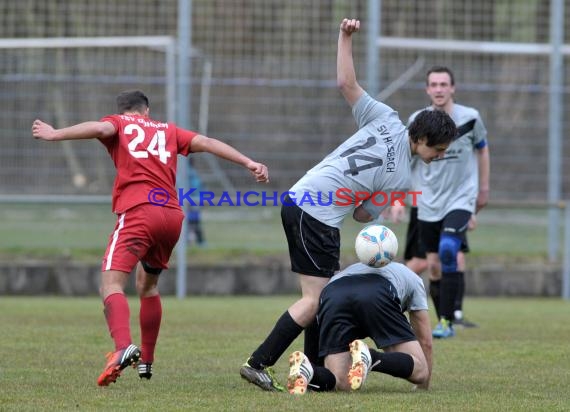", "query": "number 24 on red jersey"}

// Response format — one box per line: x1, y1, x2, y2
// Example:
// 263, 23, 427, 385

125, 123, 172, 164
